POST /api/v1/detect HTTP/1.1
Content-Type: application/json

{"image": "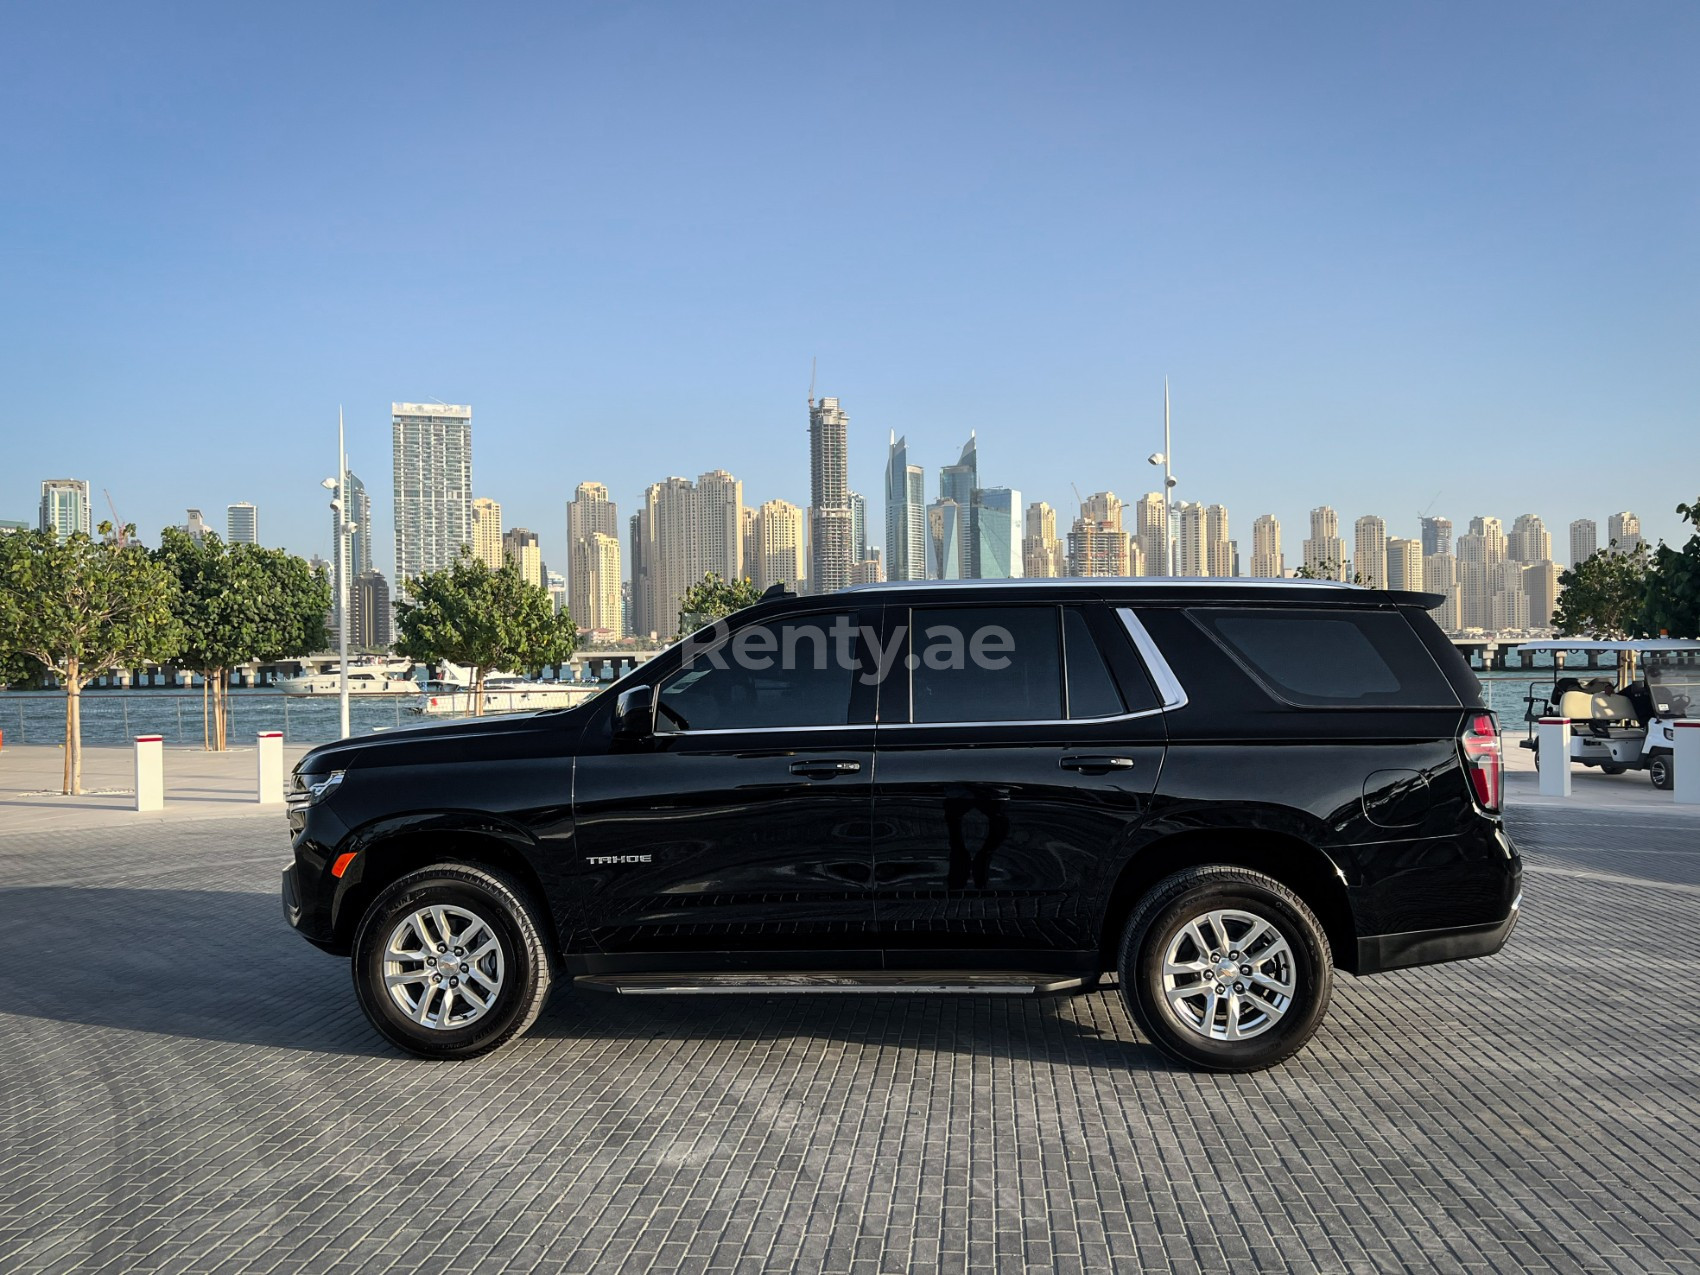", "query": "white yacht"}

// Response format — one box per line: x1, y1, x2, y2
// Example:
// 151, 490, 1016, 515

277, 658, 419, 695
416, 664, 605, 716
